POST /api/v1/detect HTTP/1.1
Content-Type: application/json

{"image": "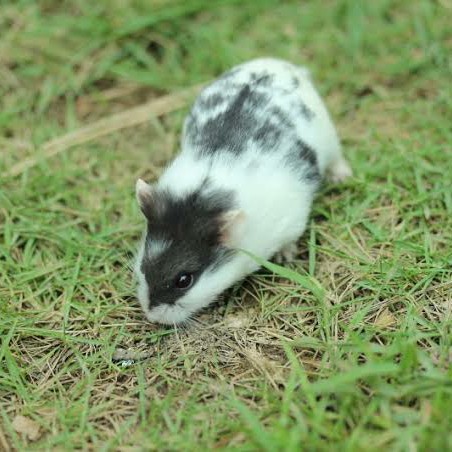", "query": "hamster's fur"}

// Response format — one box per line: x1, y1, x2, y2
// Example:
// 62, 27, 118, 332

134, 58, 352, 324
